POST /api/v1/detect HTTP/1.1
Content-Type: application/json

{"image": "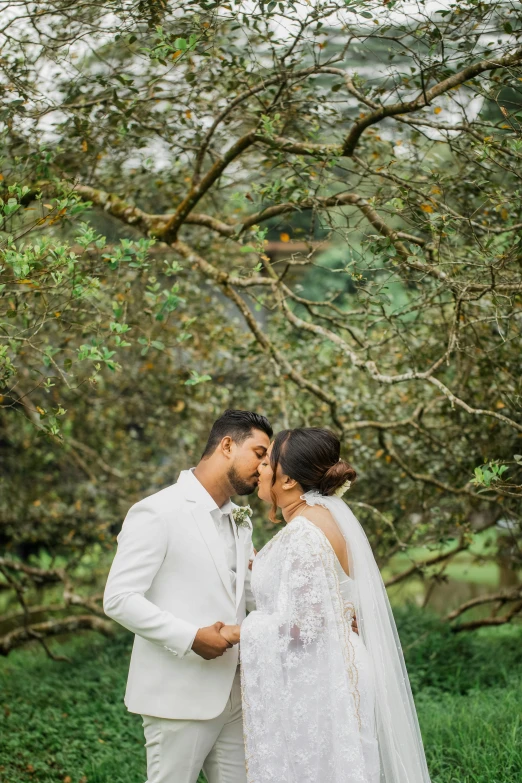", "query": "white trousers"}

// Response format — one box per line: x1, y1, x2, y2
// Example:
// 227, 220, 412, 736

141, 669, 247, 783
